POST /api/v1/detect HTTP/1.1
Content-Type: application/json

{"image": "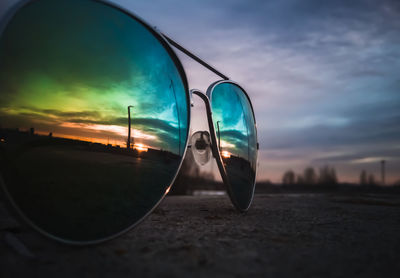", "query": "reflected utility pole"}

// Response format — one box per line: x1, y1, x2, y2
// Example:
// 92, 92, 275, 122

381, 160, 385, 185
127, 105, 134, 149
170, 79, 181, 155
216, 121, 221, 151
